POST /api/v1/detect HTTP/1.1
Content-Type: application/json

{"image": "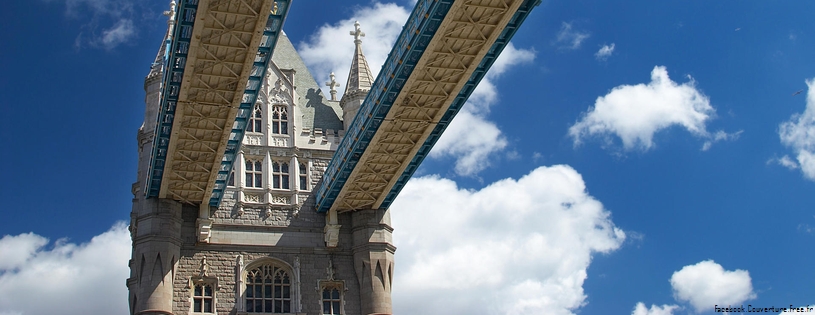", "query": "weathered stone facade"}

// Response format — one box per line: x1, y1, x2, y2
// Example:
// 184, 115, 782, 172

128, 24, 394, 315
